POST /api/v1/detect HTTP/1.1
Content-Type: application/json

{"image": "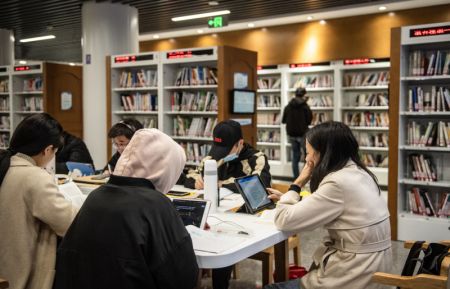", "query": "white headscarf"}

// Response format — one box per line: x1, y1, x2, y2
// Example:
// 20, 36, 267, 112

113, 129, 186, 194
